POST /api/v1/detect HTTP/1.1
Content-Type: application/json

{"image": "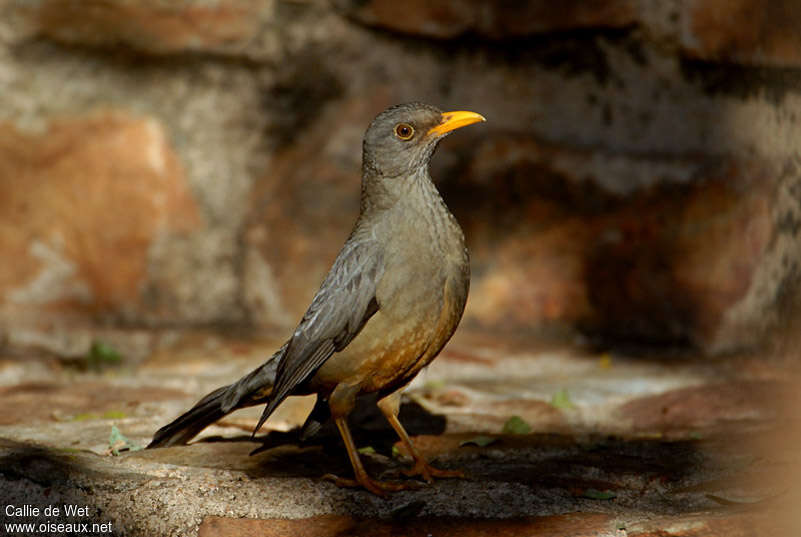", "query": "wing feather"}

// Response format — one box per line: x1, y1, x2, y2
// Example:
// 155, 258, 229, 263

253, 234, 383, 434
